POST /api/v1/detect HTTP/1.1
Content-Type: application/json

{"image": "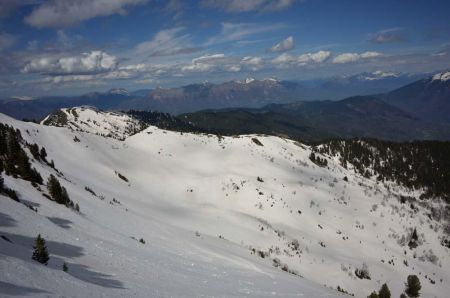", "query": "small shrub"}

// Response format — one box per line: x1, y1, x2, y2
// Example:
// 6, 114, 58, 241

251, 138, 263, 146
